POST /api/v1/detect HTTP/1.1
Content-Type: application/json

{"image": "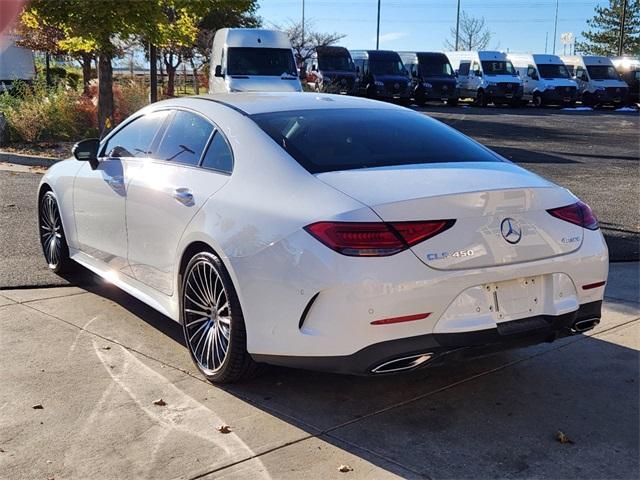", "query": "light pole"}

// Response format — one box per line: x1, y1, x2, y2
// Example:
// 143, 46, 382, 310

552, 0, 559, 54
618, 0, 628, 56
301, 0, 305, 48
455, 0, 461, 51
376, 0, 381, 50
